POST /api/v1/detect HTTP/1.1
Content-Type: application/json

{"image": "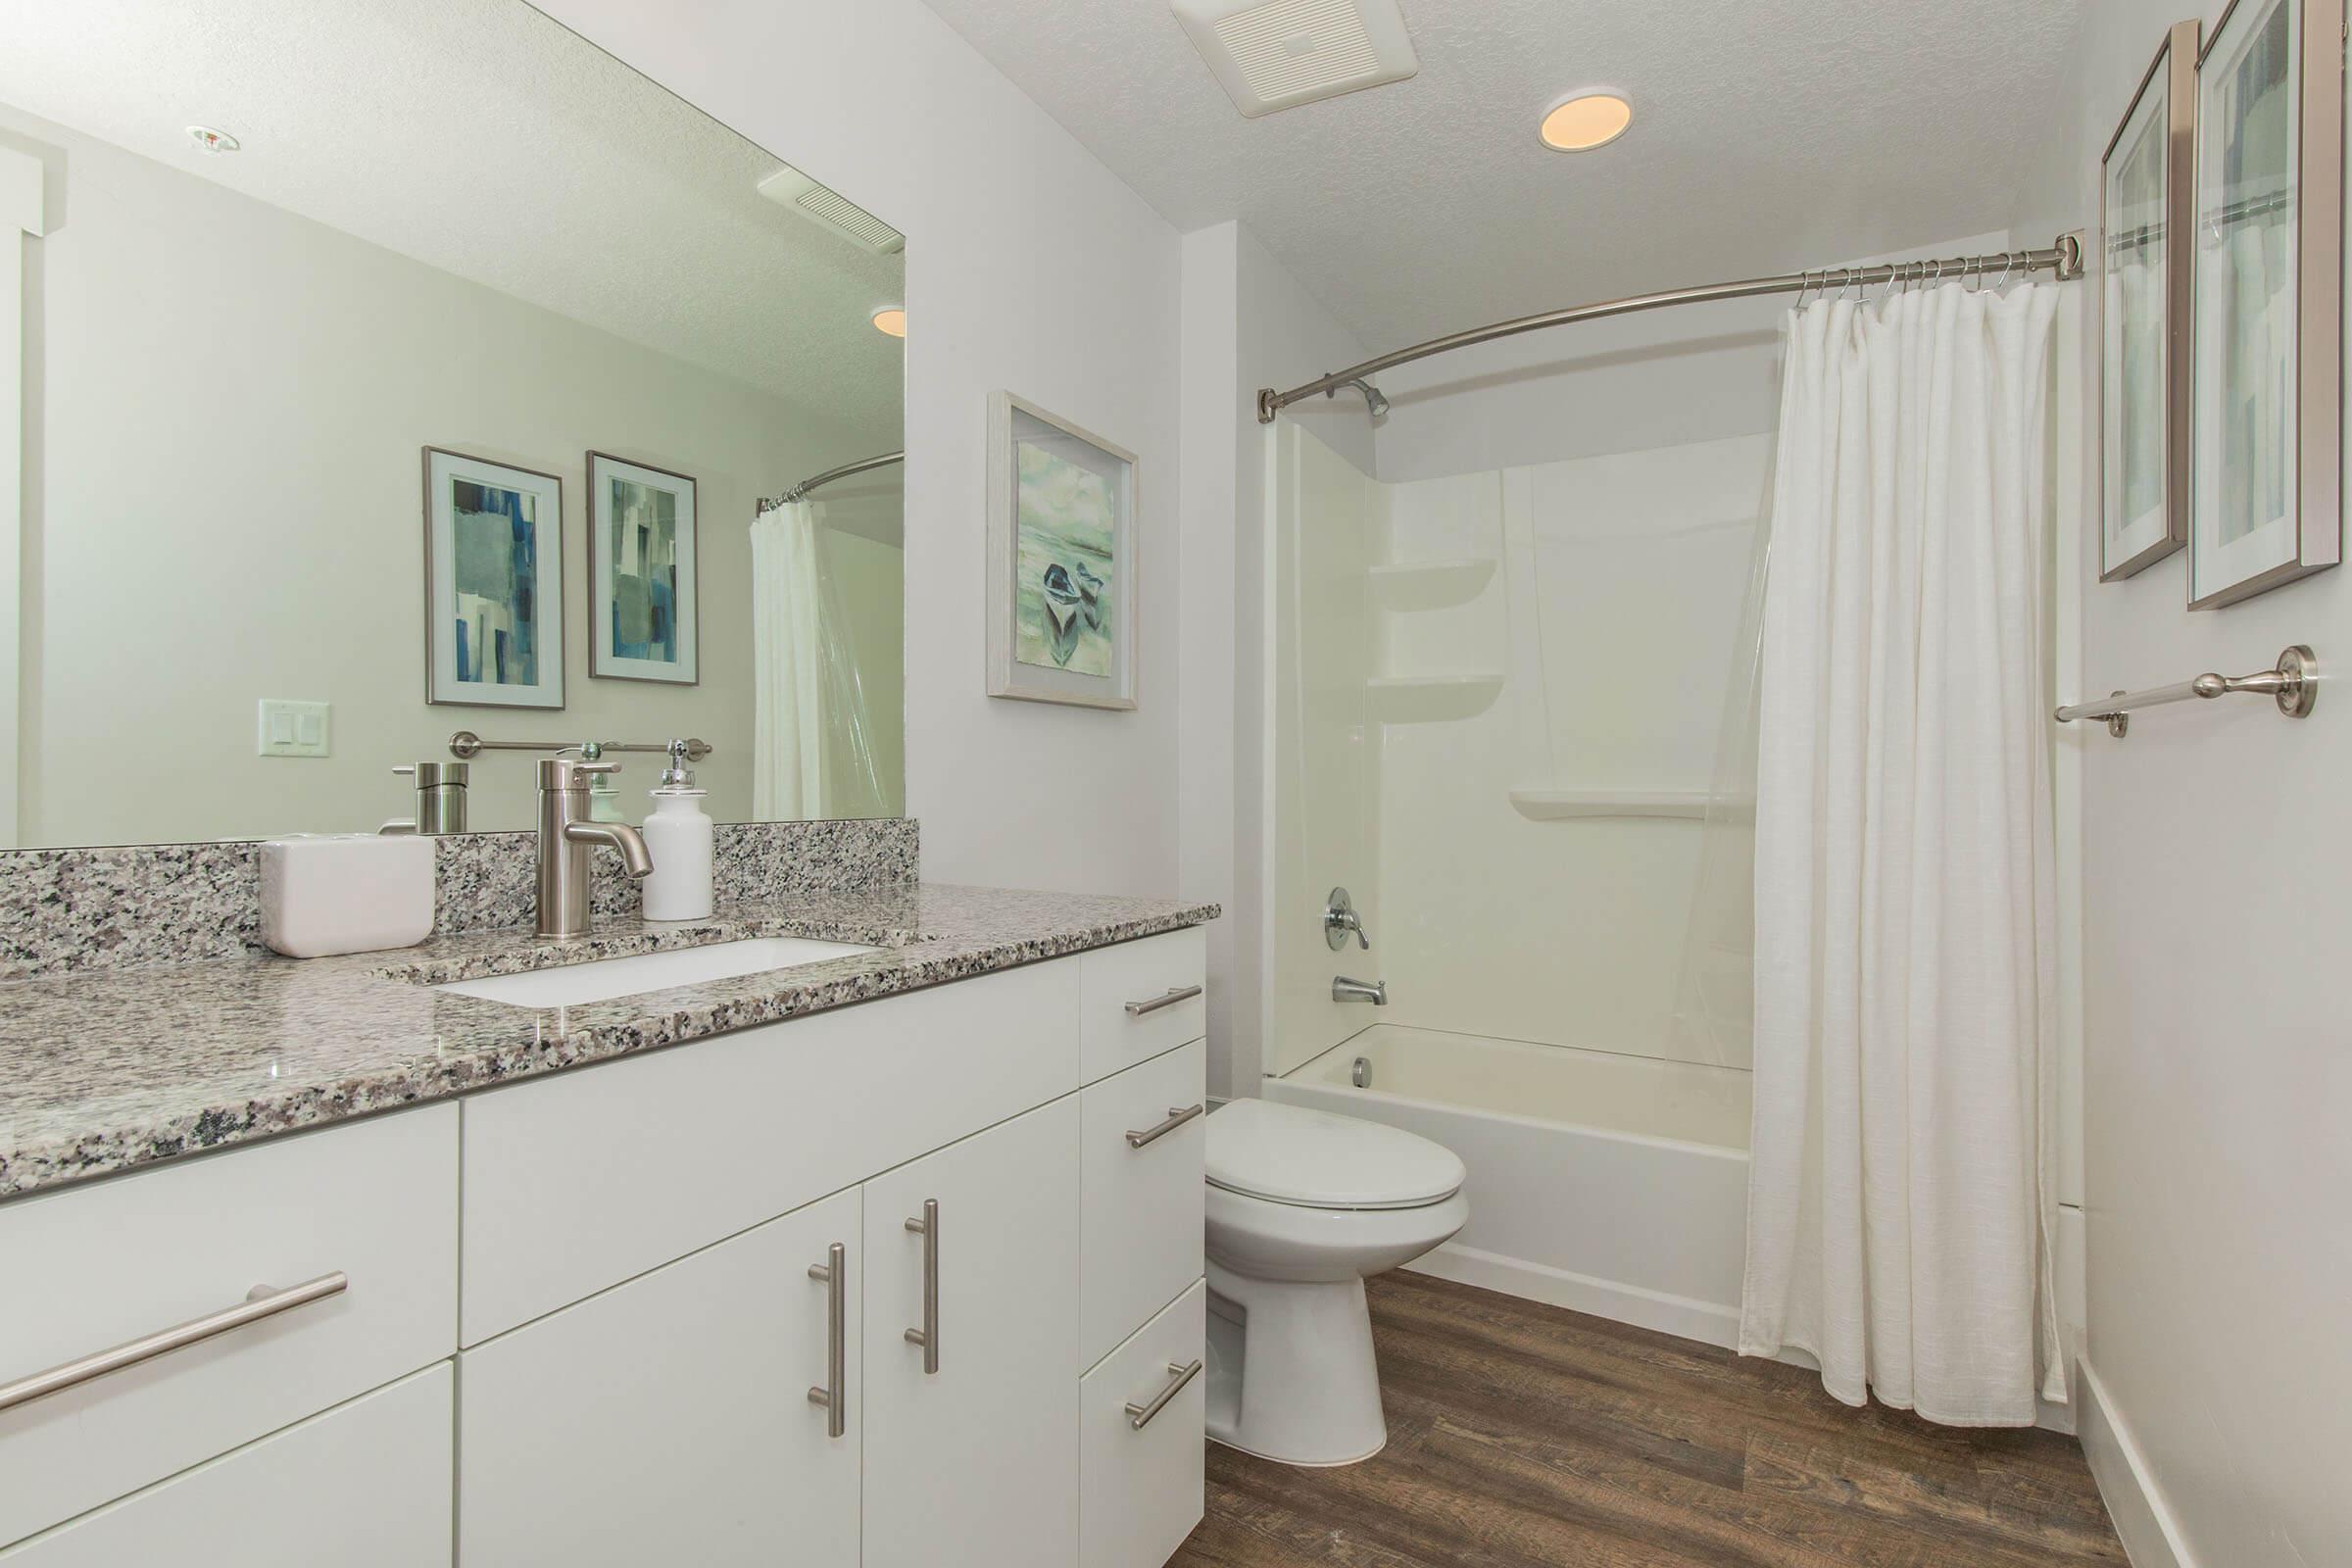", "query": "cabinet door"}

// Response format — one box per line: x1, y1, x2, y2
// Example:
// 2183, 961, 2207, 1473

0, 1365, 452, 1566
862, 1098, 1081, 1568
458, 1187, 861, 1567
